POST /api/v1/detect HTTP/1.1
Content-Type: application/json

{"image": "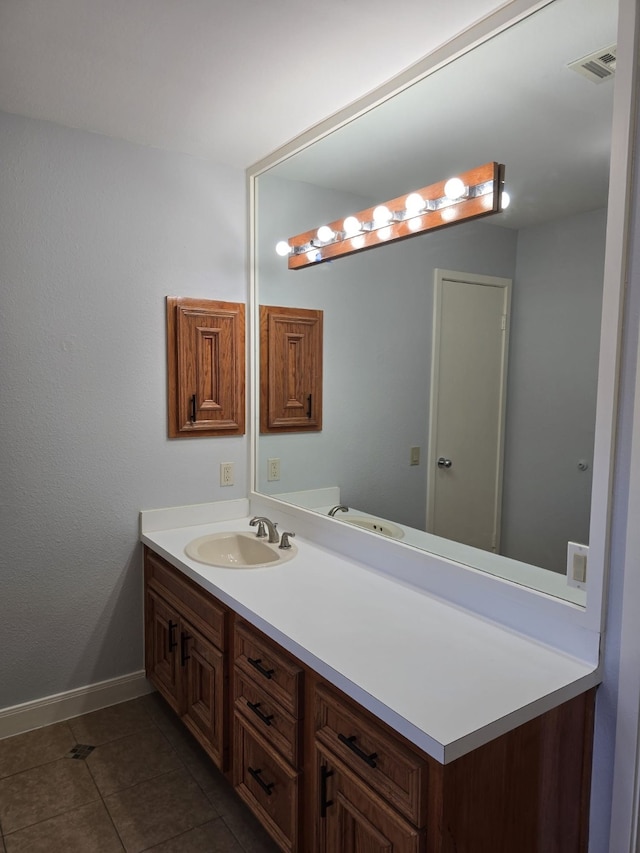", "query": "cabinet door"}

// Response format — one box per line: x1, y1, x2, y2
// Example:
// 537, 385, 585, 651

316, 744, 423, 853
260, 305, 323, 432
145, 589, 181, 714
167, 296, 245, 438
181, 622, 226, 769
